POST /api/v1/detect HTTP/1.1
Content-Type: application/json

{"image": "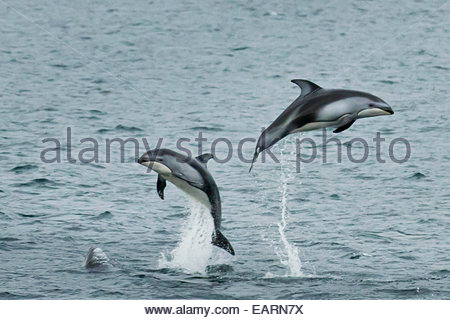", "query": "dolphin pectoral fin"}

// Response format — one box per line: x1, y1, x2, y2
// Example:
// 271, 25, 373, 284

333, 119, 356, 133
156, 174, 167, 200
212, 229, 235, 255
291, 79, 322, 97
196, 153, 214, 167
